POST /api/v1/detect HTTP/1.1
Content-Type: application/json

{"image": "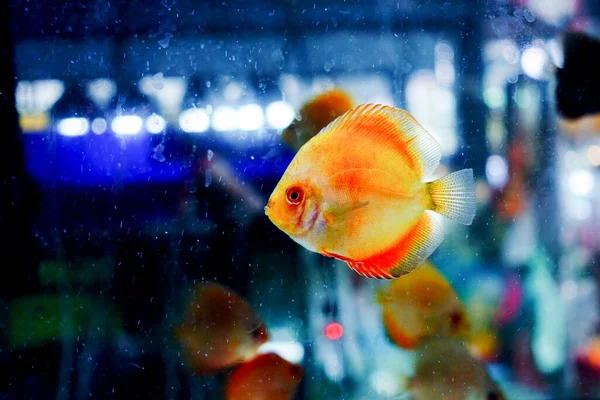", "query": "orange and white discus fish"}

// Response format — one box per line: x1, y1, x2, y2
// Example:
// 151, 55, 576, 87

265, 103, 476, 279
